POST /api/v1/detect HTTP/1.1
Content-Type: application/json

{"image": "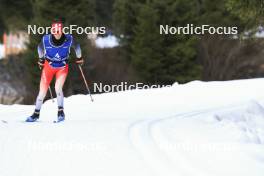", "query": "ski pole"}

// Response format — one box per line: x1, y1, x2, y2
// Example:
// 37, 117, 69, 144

48, 87, 55, 103
78, 65, 94, 102
39, 66, 54, 103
